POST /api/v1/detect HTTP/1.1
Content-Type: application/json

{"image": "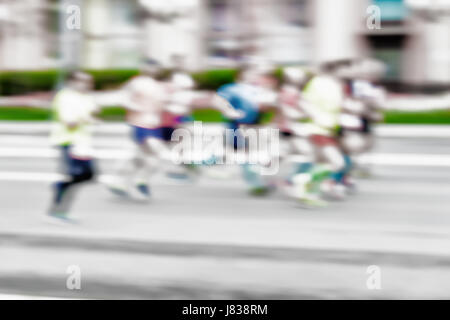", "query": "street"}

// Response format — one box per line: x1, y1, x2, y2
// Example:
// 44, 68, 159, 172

0, 123, 449, 299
